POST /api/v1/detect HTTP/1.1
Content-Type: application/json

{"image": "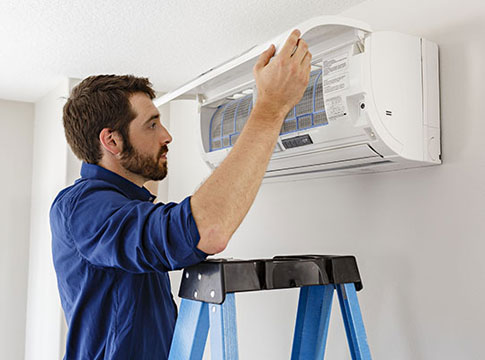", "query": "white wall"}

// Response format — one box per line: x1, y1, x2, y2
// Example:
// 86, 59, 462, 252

156, 102, 171, 204
165, 2, 485, 359
24, 79, 81, 360
167, 100, 211, 203
0, 99, 34, 360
